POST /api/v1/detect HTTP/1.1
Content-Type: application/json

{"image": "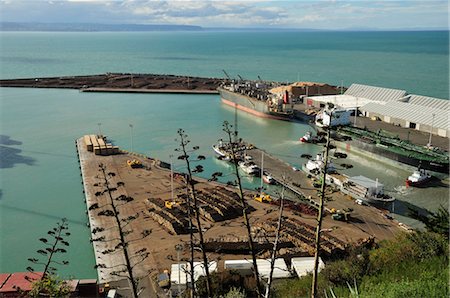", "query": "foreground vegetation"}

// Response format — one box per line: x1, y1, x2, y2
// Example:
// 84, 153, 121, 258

273, 231, 449, 298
